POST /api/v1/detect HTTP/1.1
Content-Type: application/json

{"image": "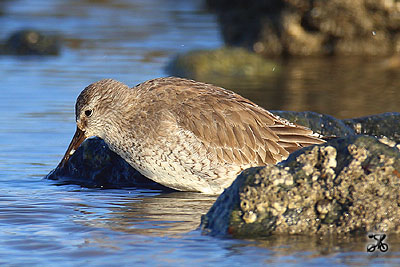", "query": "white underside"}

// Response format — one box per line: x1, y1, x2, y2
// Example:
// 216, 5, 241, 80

105, 128, 242, 194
